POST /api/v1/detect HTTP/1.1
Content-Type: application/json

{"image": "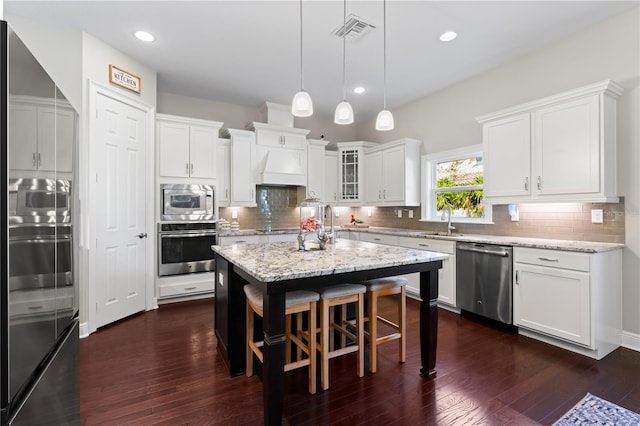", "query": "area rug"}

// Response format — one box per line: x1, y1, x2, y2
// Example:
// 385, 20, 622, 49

553, 393, 640, 425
